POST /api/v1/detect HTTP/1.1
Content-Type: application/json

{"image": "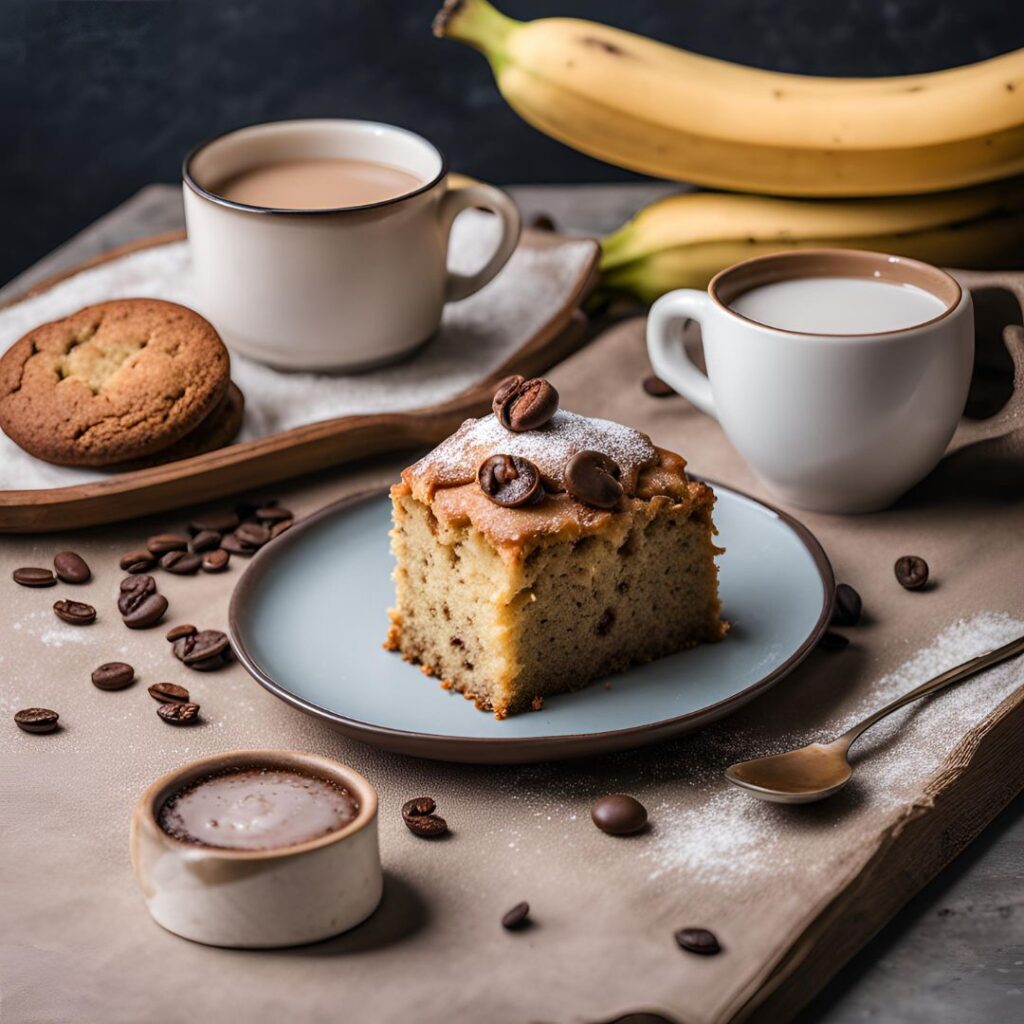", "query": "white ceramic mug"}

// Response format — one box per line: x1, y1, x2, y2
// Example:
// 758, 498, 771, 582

646, 250, 974, 513
184, 119, 521, 371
